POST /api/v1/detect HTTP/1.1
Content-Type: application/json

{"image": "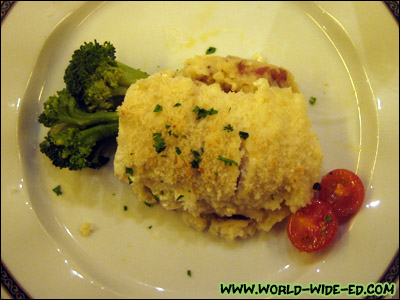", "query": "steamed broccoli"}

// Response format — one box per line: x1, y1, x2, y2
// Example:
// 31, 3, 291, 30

64, 40, 149, 112
40, 122, 118, 170
38, 88, 118, 127
38, 89, 119, 170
